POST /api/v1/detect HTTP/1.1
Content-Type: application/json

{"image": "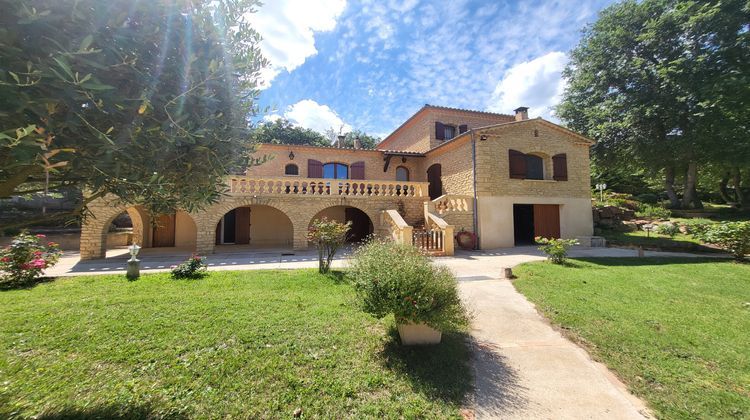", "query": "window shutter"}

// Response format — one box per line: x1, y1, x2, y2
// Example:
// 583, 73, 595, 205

553, 153, 568, 181
509, 150, 526, 179
307, 159, 323, 178
435, 122, 445, 140
350, 161, 365, 179
458, 124, 468, 134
